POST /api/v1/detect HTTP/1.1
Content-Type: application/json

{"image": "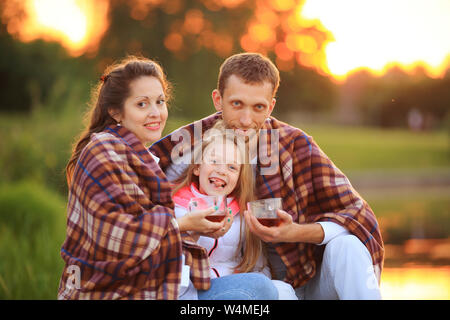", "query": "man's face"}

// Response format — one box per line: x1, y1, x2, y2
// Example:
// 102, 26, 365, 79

212, 75, 276, 136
